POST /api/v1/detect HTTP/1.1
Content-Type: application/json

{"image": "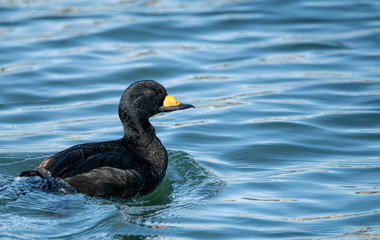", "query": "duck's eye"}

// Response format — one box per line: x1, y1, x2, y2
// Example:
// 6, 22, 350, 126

146, 89, 156, 97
